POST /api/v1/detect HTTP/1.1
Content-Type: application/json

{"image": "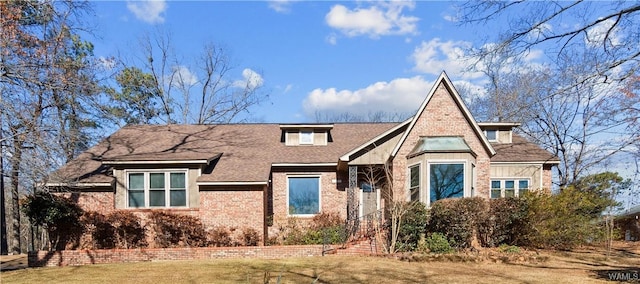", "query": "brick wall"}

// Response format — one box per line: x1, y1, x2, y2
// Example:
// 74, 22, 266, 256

392, 82, 492, 200
59, 191, 115, 214
199, 189, 265, 240
269, 171, 346, 237
28, 245, 324, 267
